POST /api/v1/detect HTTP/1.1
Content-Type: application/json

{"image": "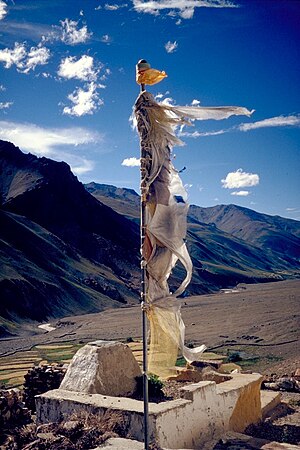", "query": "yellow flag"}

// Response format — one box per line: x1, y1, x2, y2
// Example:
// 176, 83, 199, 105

136, 68, 167, 86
